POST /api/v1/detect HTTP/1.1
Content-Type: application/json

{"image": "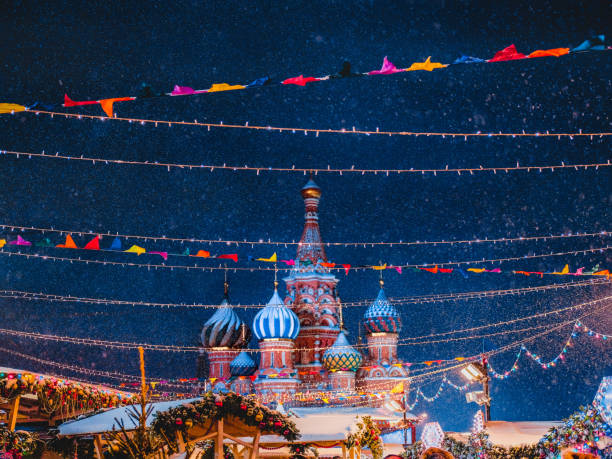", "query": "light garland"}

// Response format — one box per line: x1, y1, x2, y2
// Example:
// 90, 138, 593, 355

0, 295, 609, 353
0, 277, 606, 310
1, 223, 607, 248
488, 320, 611, 379
22, 109, 612, 138
1, 148, 610, 176
0, 245, 608, 273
